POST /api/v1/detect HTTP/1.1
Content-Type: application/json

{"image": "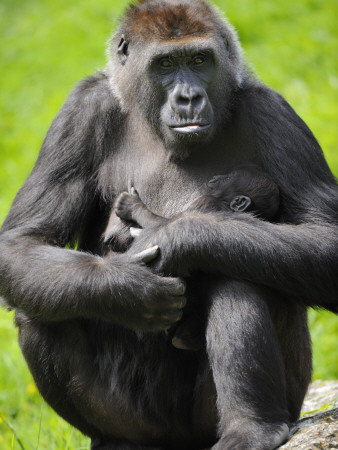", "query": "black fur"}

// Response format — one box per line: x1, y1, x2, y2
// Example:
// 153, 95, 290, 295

110, 167, 280, 350
0, 0, 337, 449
